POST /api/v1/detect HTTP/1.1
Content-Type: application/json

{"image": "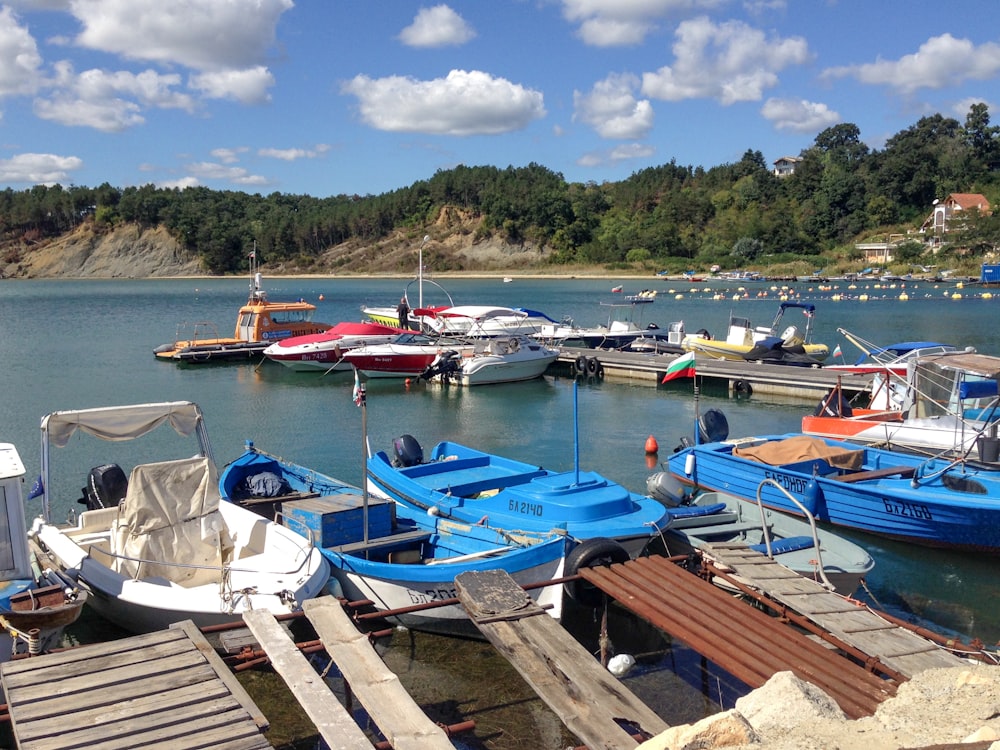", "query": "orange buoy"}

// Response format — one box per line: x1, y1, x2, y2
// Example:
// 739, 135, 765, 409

318, 294, 324, 301
644, 435, 659, 454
